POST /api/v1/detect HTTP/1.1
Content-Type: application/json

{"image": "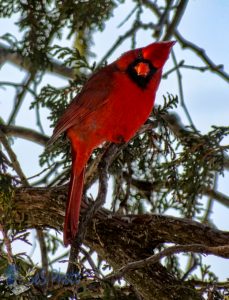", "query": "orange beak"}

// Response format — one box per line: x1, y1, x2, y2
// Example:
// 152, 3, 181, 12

134, 62, 151, 76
